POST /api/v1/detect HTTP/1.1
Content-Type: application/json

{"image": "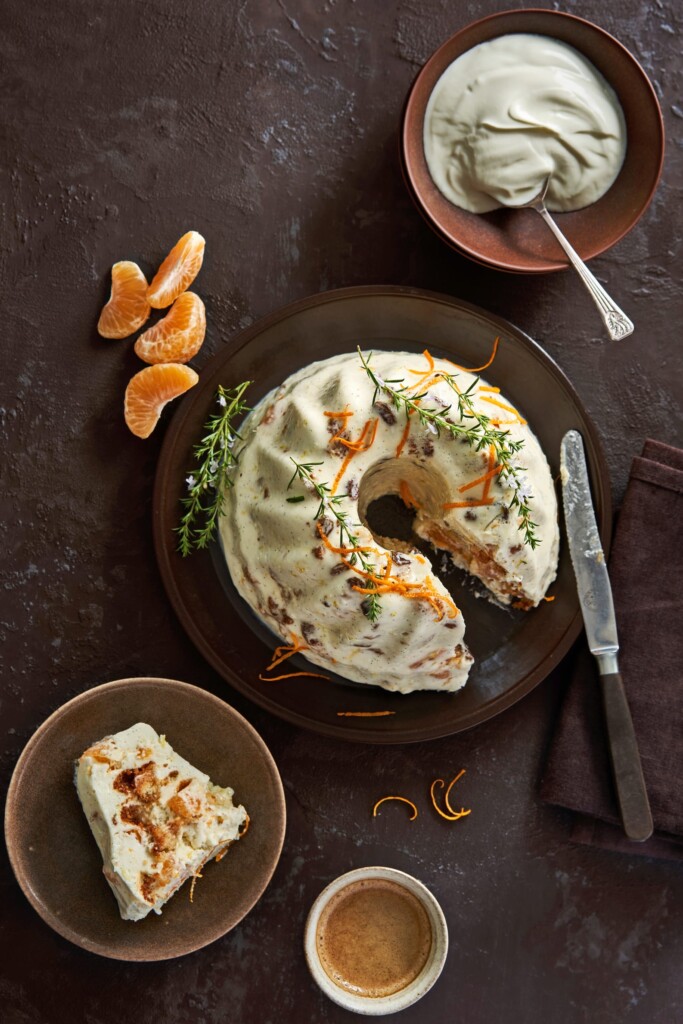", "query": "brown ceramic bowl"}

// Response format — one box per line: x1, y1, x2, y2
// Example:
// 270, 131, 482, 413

402, 9, 664, 273
4, 677, 286, 960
